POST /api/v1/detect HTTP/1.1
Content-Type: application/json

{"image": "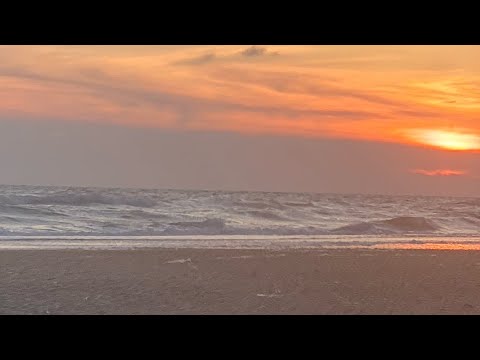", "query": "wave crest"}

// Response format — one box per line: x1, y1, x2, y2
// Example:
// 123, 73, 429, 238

331, 216, 439, 235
